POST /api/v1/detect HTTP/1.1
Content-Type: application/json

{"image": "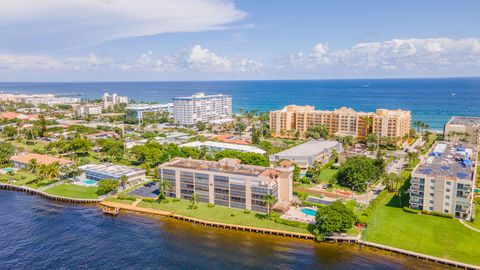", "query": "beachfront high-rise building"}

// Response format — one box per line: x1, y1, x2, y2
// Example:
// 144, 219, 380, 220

409, 142, 477, 219
75, 105, 102, 116
444, 116, 480, 145
159, 157, 294, 213
269, 105, 411, 144
102, 93, 128, 109
173, 93, 232, 126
